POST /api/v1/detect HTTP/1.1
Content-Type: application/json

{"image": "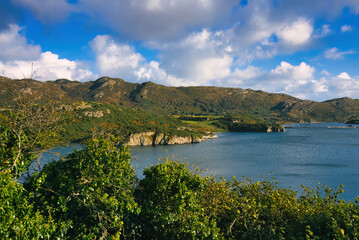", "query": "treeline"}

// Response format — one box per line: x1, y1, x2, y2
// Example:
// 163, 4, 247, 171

1, 122, 359, 239
179, 115, 285, 132
212, 115, 285, 132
